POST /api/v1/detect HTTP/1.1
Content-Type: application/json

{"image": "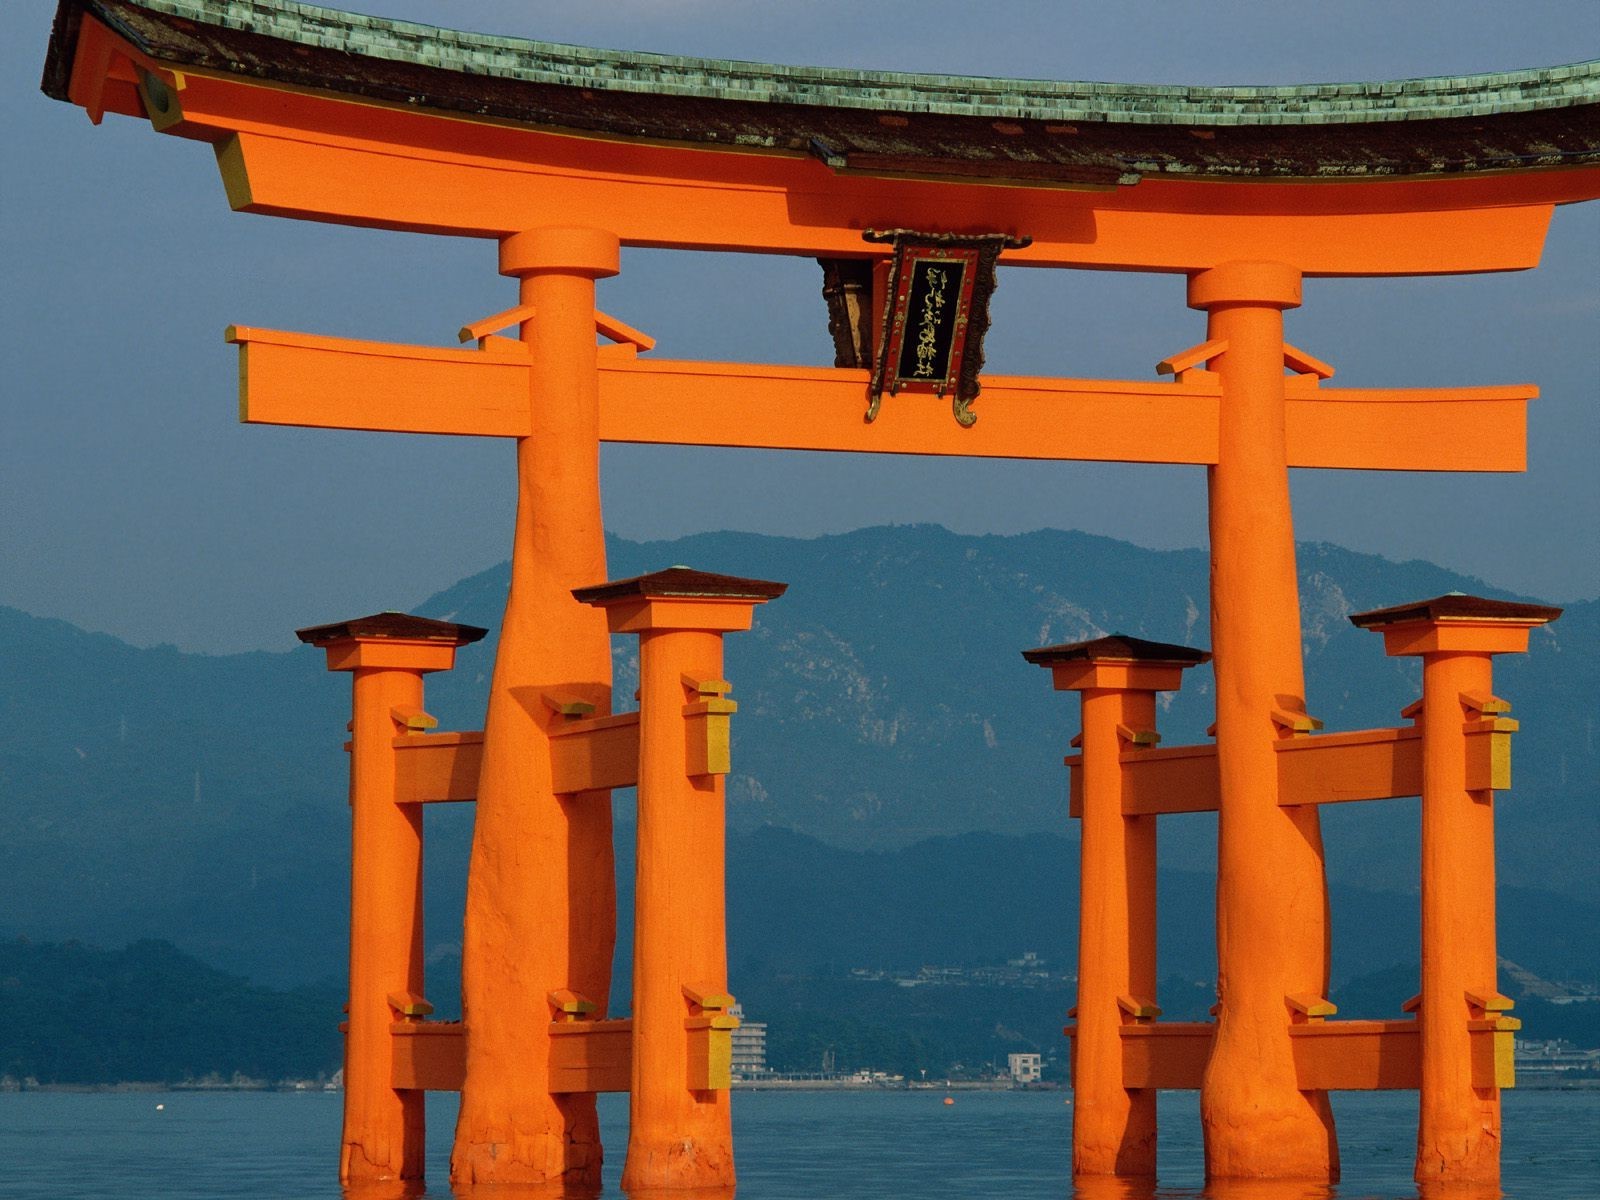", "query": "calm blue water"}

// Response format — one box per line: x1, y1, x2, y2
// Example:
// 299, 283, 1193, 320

0, 1089, 1594, 1199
